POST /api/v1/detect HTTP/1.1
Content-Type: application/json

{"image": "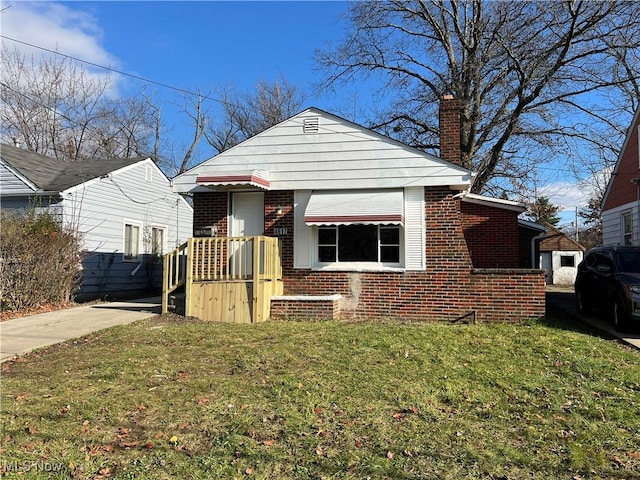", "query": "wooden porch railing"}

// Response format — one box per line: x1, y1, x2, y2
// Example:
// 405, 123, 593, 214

162, 236, 283, 322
